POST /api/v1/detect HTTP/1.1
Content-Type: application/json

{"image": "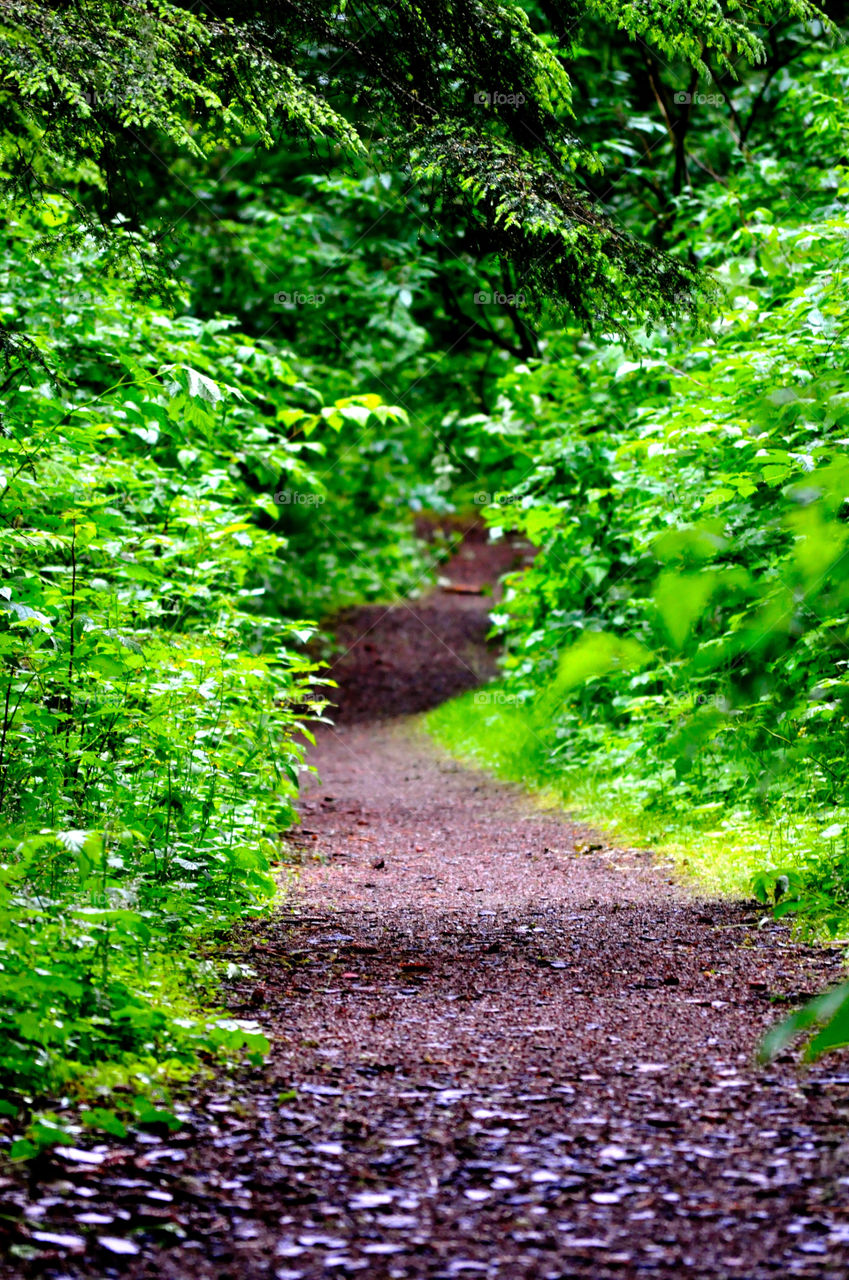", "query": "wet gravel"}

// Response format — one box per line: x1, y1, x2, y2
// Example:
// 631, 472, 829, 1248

3, 531, 849, 1279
